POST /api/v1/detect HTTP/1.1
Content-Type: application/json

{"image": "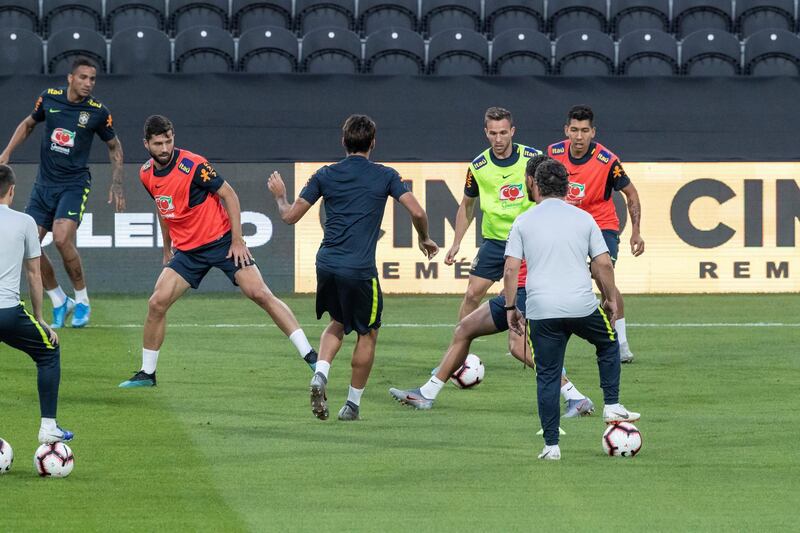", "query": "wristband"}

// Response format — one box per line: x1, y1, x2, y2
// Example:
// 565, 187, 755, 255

503, 305, 516, 311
